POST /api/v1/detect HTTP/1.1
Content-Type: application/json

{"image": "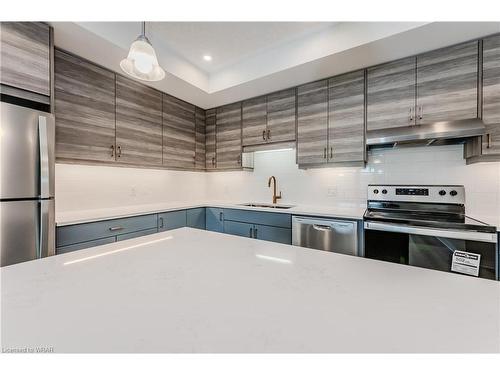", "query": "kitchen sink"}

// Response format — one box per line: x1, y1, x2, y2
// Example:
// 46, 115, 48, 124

239, 203, 295, 209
